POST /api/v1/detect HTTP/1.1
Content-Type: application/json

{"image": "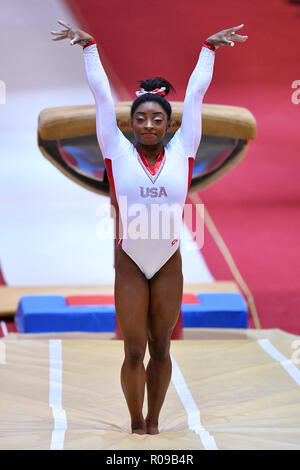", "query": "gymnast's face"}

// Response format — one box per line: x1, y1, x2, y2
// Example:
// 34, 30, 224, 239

131, 101, 170, 146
